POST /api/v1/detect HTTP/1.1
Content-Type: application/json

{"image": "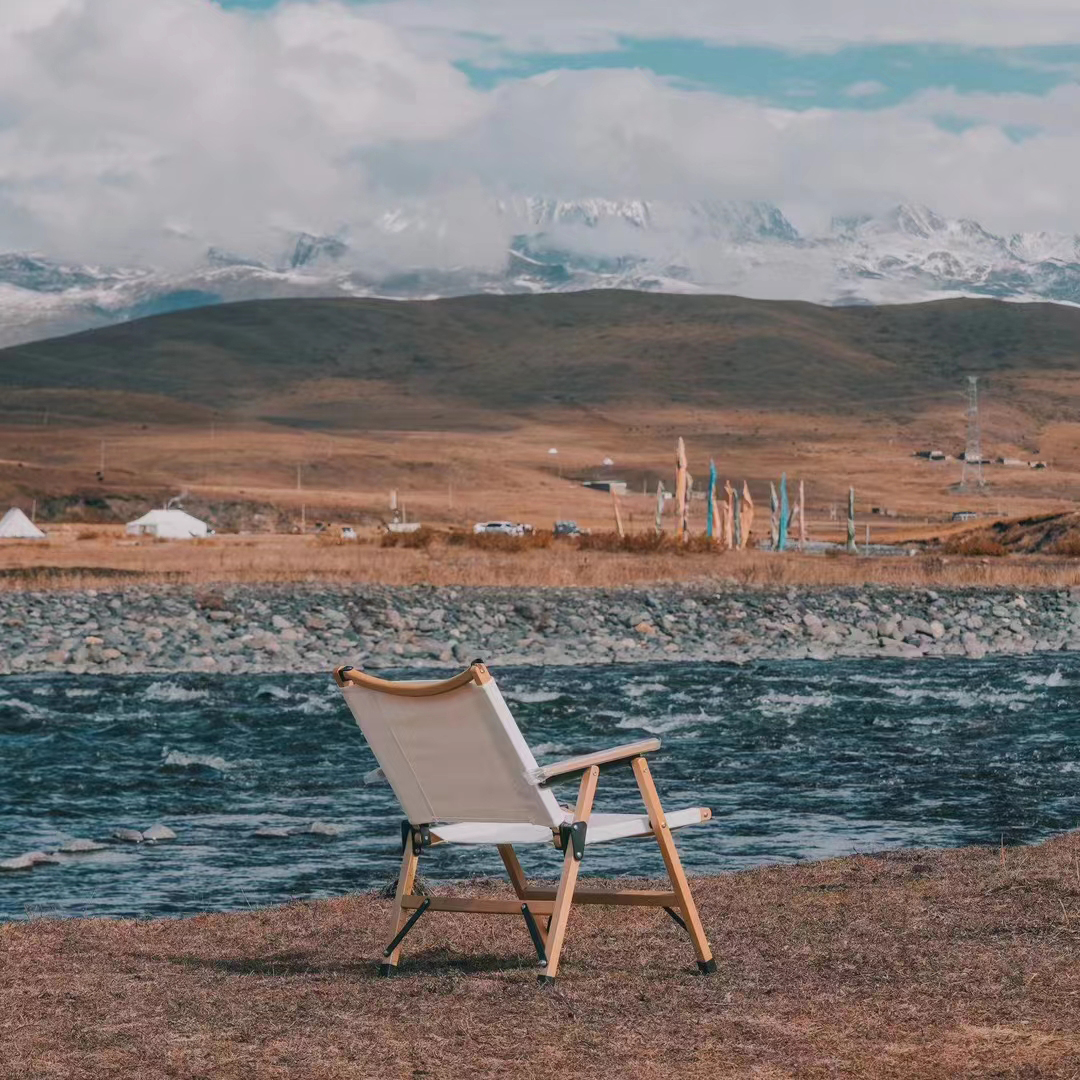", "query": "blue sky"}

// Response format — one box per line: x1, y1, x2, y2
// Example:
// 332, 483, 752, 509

215, 0, 1080, 113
